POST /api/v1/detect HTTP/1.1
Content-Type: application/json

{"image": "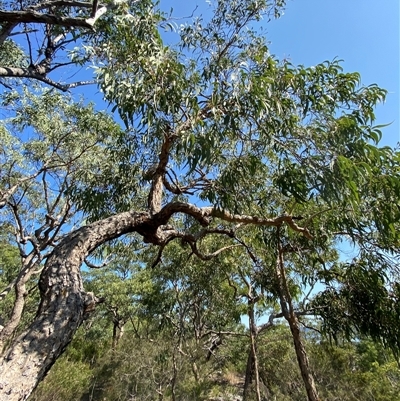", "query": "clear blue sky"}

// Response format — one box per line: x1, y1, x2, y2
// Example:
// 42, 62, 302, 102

163, 0, 399, 147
